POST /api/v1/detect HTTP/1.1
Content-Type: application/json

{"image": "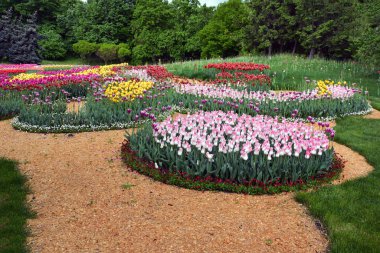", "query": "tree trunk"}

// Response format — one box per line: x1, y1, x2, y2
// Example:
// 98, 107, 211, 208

292, 41, 297, 54
308, 48, 315, 59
